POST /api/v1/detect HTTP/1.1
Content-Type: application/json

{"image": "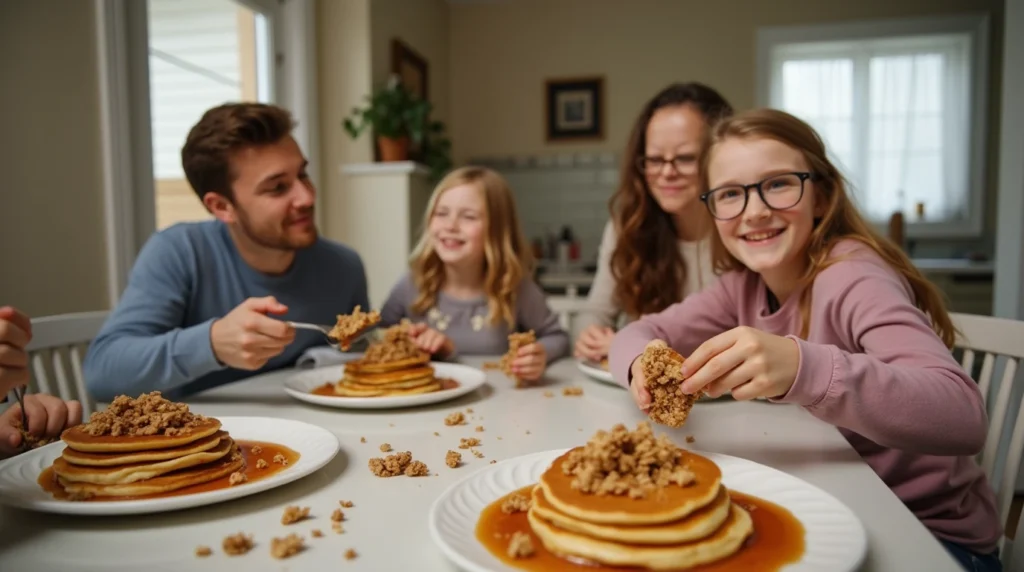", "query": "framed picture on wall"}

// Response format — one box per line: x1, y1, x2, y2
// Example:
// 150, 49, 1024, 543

545, 76, 605, 142
391, 38, 428, 101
